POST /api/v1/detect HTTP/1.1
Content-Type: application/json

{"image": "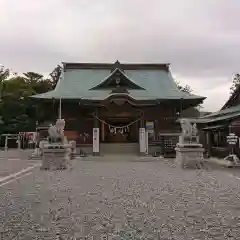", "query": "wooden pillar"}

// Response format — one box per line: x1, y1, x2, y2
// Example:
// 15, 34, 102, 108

17, 134, 21, 150
93, 108, 100, 156
52, 98, 55, 121
206, 131, 212, 157
58, 98, 62, 119
101, 121, 105, 142
136, 120, 139, 141
155, 120, 159, 141
94, 108, 99, 128
140, 111, 145, 128
4, 136, 8, 151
